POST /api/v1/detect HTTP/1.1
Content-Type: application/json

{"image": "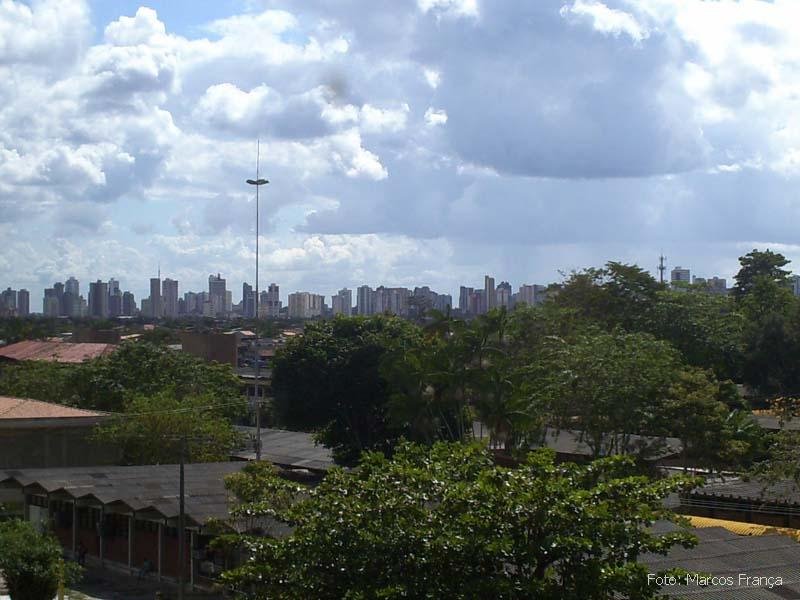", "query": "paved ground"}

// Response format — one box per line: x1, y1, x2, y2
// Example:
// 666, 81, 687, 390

1, 566, 222, 600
